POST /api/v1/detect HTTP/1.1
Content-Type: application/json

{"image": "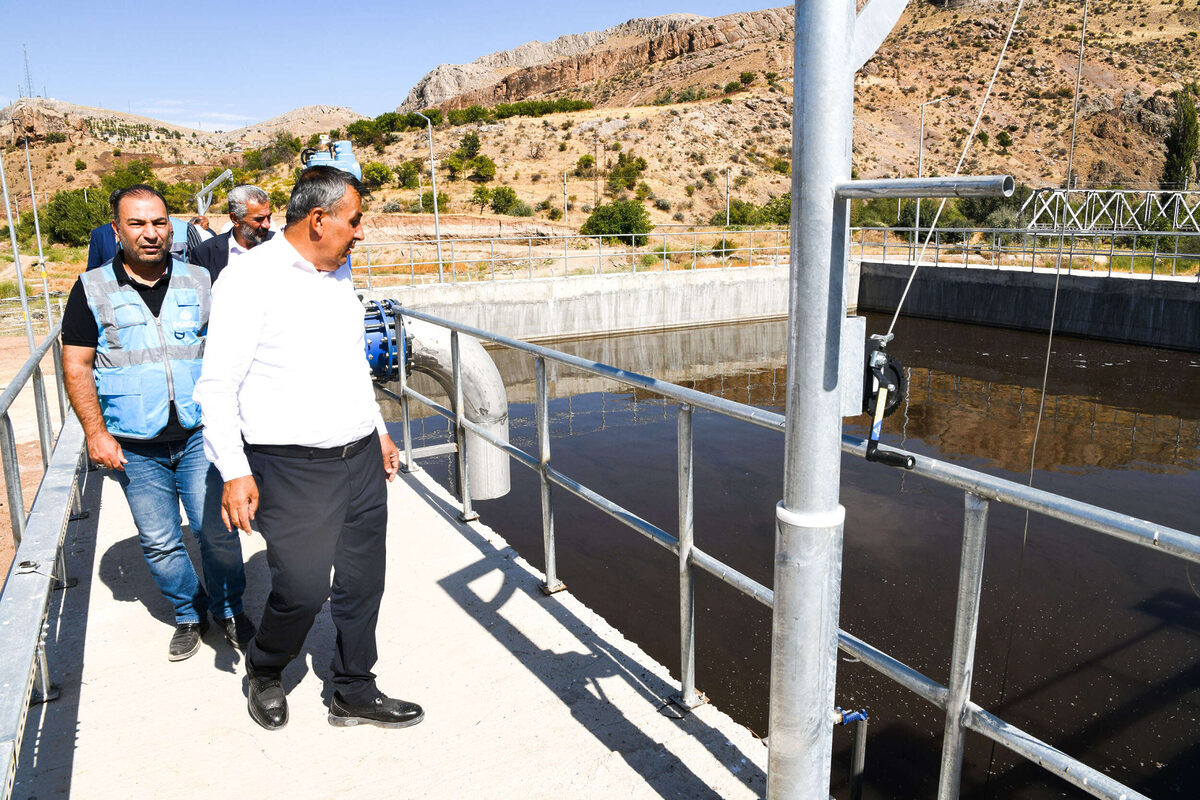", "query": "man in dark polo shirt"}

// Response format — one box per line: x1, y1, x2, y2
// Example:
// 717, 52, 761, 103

61, 184, 251, 661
